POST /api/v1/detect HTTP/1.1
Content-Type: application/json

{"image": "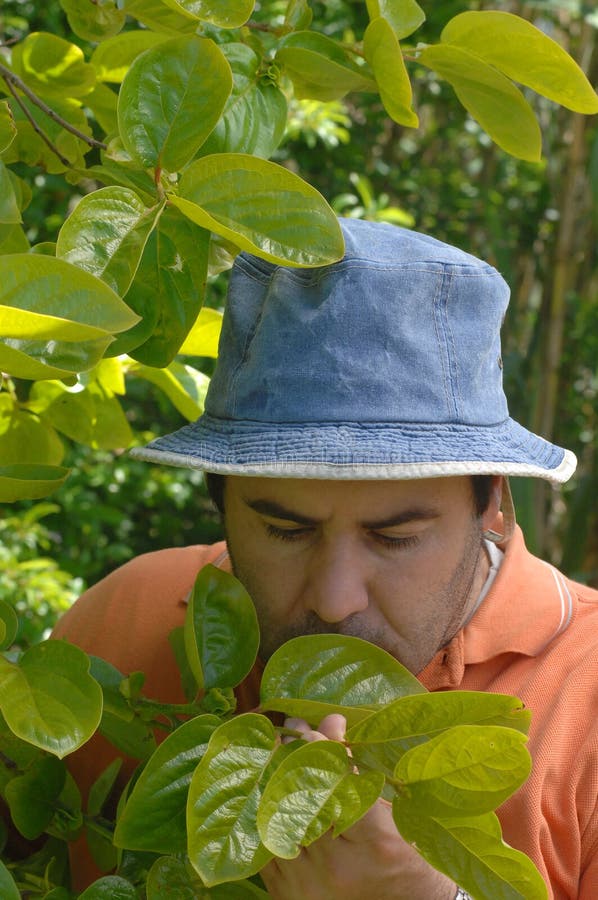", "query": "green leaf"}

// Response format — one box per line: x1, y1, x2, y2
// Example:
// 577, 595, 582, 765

28, 381, 96, 446
0, 101, 17, 154
115, 207, 210, 365
0, 598, 18, 651
366, 0, 425, 39
146, 856, 269, 899
78, 876, 138, 899
81, 83, 119, 139
183, 565, 259, 692
159, 0, 255, 28
91, 31, 172, 83
393, 806, 548, 900
0, 640, 103, 757
0, 161, 21, 224
60, 0, 126, 42
441, 10, 598, 114
173, 153, 344, 267
0, 253, 139, 378
260, 634, 426, 727
0, 399, 64, 465
127, 361, 209, 421
114, 715, 220, 853
56, 188, 161, 297
0, 859, 20, 900
178, 307, 222, 358
200, 44, 287, 159
122, 0, 198, 33
394, 725, 531, 817
0, 224, 29, 255
347, 691, 531, 776
364, 17, 418, 127
5, 755, 66, 839
418, 44, 542, 162
118, 35, 232, 172
0, 464, 70, 502
11, 32, 96, 100
187, 714, 276, 885
5, 93, 93, 174
276, 31, 377, 101
257, 740, 382, 857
